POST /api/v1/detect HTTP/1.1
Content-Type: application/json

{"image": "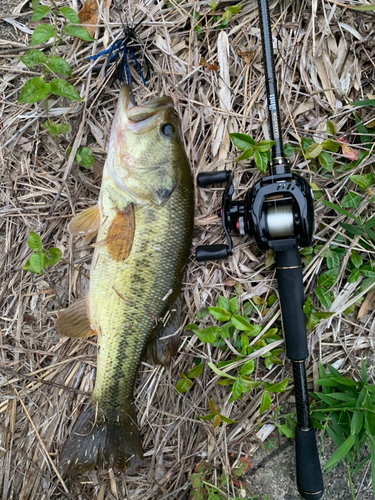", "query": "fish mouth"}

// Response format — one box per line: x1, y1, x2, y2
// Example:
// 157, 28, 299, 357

119, 86, 175, 123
